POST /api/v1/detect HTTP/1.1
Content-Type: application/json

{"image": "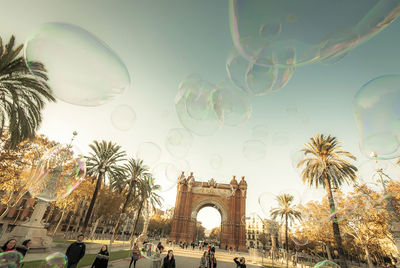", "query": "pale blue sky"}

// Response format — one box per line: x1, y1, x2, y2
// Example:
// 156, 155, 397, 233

1, 0, 400, 229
